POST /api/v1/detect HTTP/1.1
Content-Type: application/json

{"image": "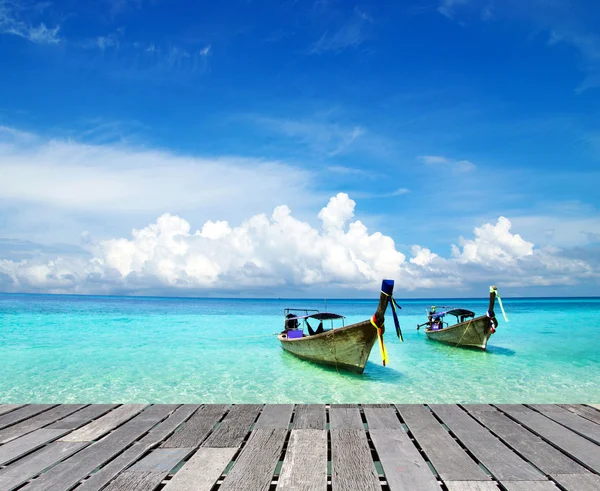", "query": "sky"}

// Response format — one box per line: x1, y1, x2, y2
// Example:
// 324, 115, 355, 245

0, 0, 599, 298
